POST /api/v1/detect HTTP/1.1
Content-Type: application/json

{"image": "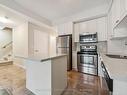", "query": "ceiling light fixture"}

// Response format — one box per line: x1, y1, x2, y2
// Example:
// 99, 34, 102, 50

0, 16, 13, 24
